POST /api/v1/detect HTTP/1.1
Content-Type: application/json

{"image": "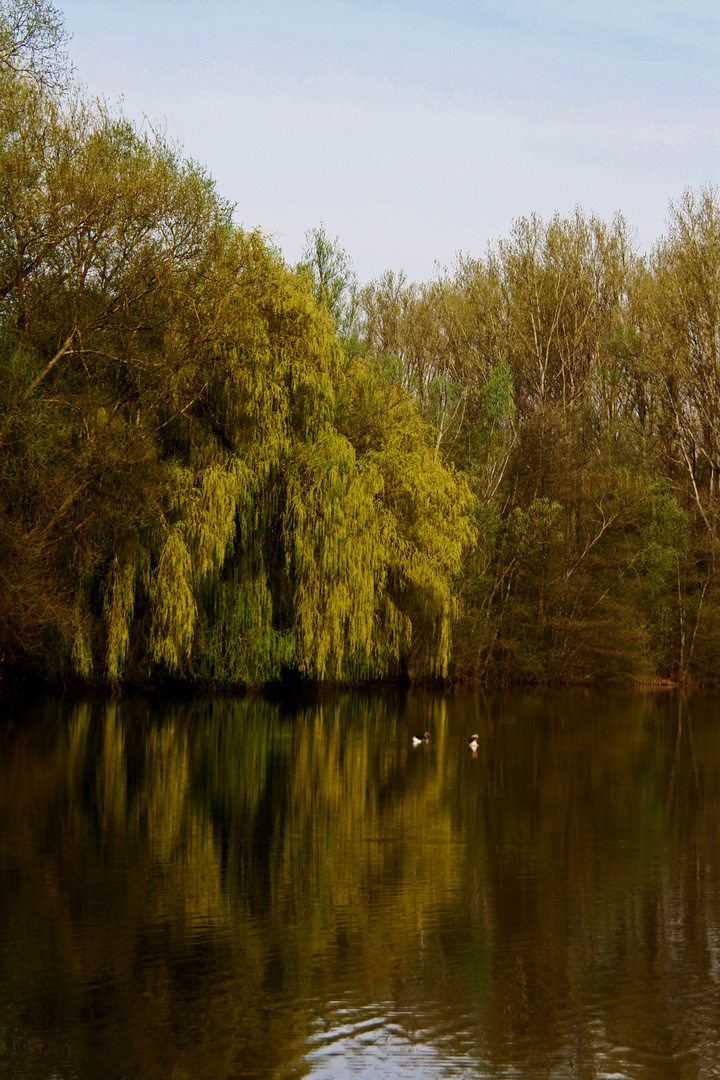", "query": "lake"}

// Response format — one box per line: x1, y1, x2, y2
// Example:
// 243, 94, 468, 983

1, 689, 720, 1078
